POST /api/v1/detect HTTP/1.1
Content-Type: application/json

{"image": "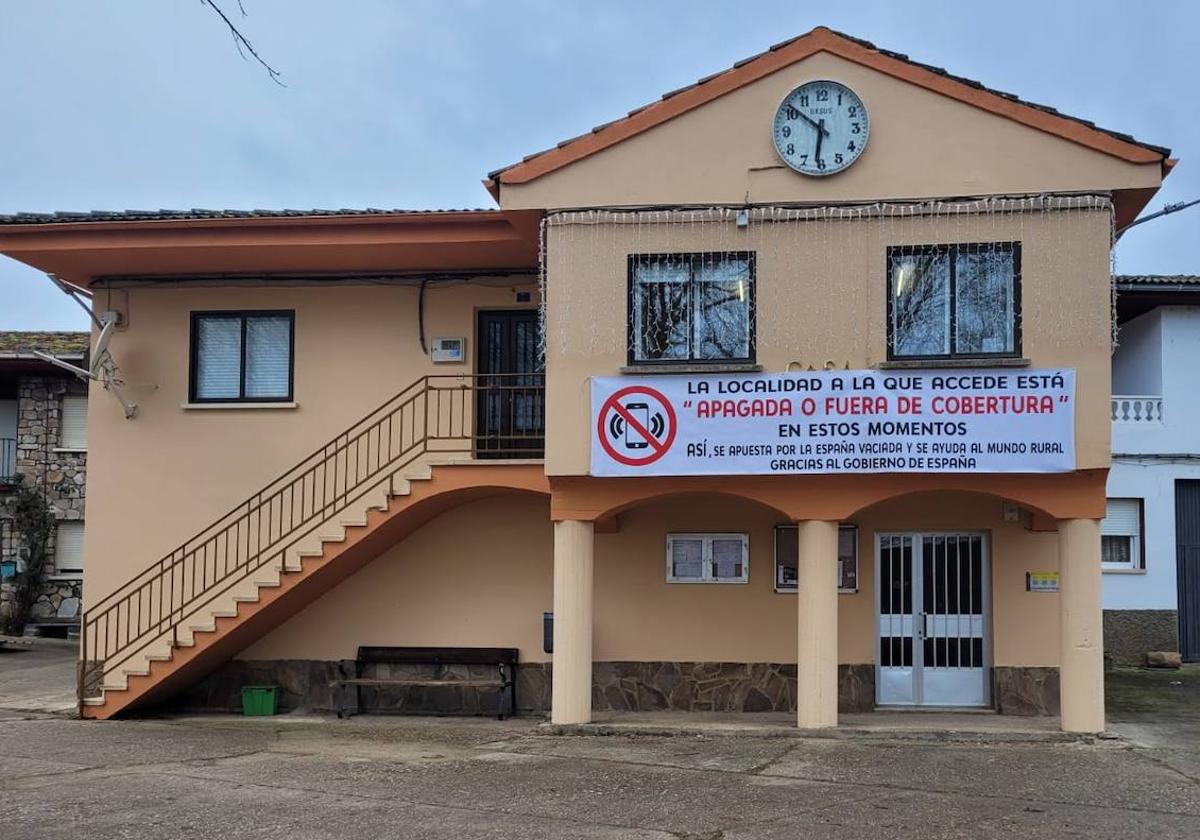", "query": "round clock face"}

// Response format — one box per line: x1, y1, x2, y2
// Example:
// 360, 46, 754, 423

772, 80, 870, 176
